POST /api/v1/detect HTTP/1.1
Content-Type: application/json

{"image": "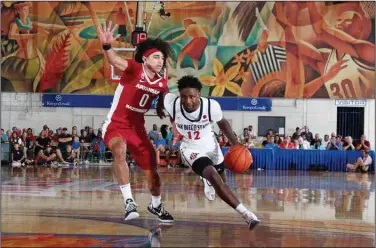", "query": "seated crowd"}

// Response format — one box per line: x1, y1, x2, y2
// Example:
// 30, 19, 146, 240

1, 124, 372, 172
1, 125, 106, 168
